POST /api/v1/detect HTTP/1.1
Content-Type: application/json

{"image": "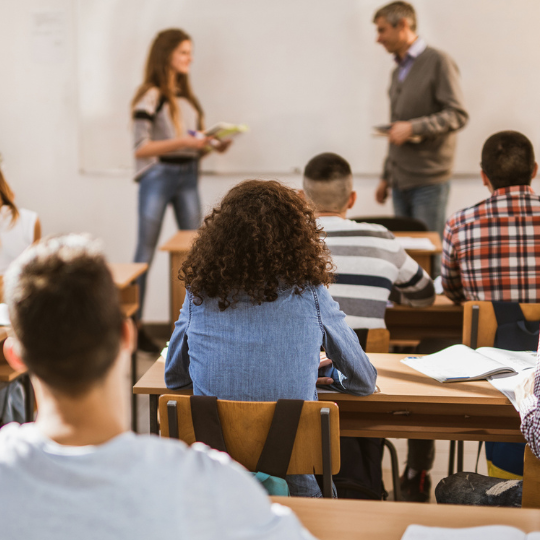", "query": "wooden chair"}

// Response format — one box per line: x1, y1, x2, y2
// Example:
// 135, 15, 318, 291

355, 328, 390, 354
159, 395, 340, 497
522, 445, 540, 508
454, 301, 540, 477
462, 300, 540, 348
